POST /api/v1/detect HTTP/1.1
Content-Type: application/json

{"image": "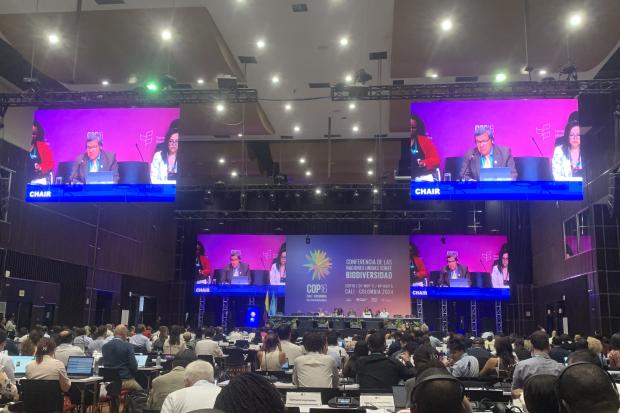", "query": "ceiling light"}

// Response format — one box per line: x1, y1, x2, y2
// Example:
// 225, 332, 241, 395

284, 103, 292, 111
352, 125, 359, 133
145, 82, 159, 92
367, 170, 374, 176
344, 73, 353, 83
237, 133, 243, 137
256, 39, 266, 49
440, 18, 453, 32
293, 125, 301, 133
231, 170, 238, 177
305, 170, 312, 177
315, 188, 322, 195
47, 33, 59, 45
218, 158, 225, 165
215, 103, 225, 113
348, 102, 356, 110
428, 71, 438, 79
161, 29, 172, 41
101, 80, 109, 86
367, 156, 374, 163
197, 78, 204, 84
539, 69, 547, 75
568, 12, 583, 28
339, 36, 349, 47
271, 75, 280, 84
128, 75, 138, 84
372, 188, 378, 194
299, 157, 306, 164
495, 72, 508, 82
